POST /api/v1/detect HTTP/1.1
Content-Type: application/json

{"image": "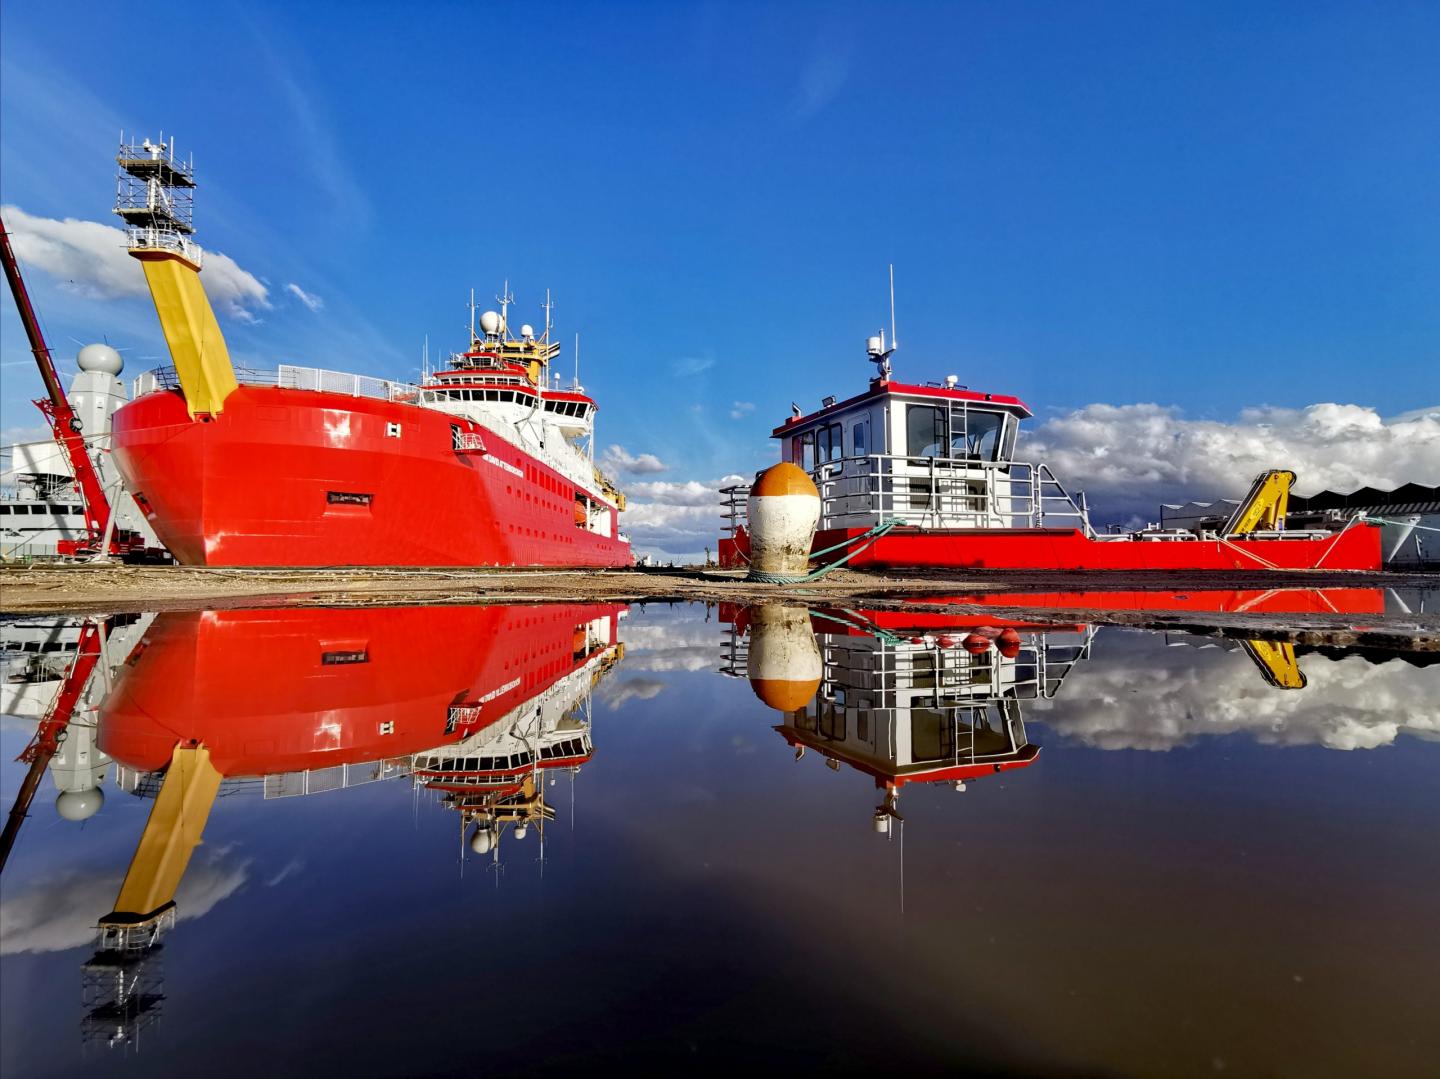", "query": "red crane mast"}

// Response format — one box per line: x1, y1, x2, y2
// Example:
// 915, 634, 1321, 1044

1, 216, 114, 550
